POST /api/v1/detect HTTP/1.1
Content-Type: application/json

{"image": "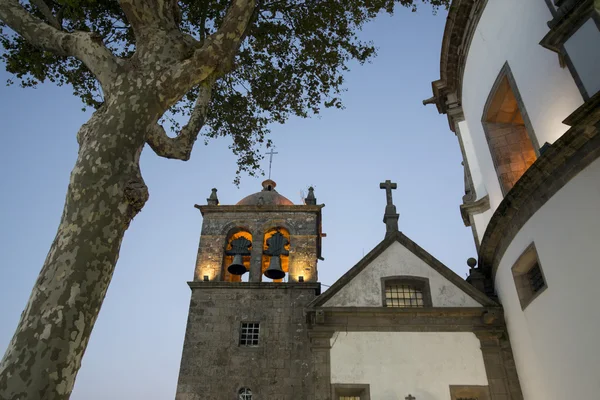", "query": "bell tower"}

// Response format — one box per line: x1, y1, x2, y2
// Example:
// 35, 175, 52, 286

175, 180, 323, 399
